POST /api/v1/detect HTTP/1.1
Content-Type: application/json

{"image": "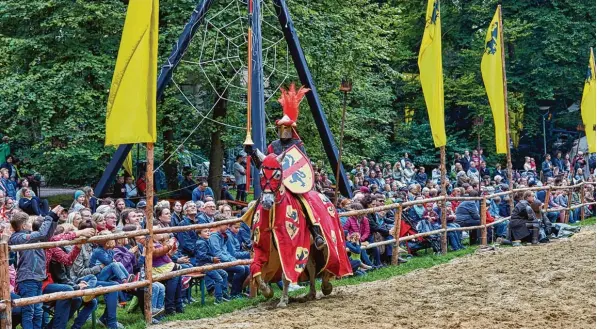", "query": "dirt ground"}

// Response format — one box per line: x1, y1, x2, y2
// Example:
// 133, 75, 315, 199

157, 227, 596, 329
